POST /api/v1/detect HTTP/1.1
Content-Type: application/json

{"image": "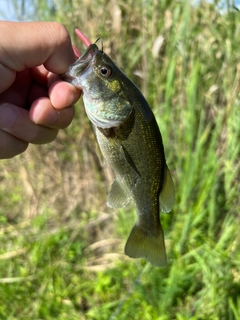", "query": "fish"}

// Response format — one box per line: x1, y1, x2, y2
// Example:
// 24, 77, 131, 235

62, 30, 175, 267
